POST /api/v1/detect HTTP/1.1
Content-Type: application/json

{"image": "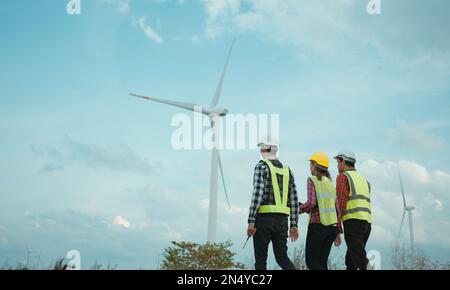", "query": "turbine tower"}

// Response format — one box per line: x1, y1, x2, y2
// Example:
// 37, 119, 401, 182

130, 40, 236, 242
397, 164, 416, 253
